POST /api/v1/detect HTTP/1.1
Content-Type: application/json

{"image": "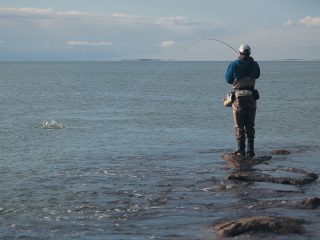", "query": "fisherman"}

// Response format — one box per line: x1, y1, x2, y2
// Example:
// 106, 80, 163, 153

225, 44, 260, 157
